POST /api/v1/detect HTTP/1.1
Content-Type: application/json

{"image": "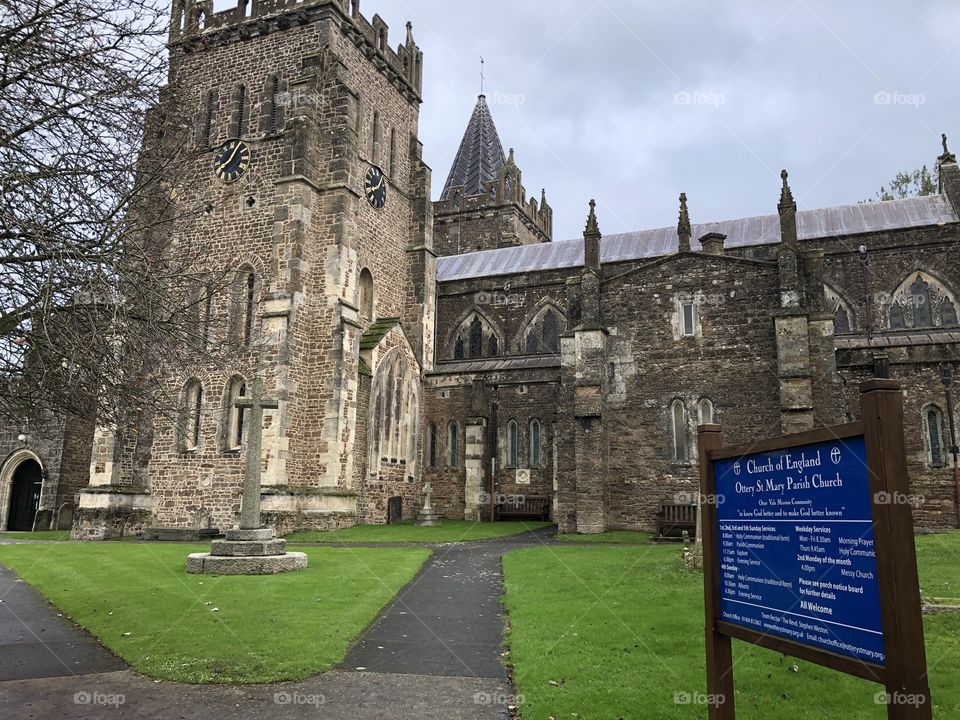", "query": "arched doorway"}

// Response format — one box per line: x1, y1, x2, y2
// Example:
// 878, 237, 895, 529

7, 460, 42, 531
